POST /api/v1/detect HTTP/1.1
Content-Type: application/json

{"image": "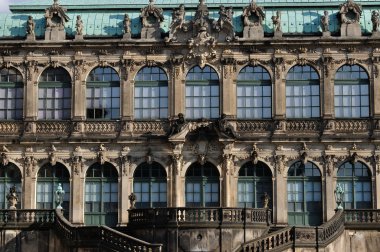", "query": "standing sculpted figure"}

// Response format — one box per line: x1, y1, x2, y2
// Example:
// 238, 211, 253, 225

123, 14, 131, 34
26, 16, 35, 35
272, 11, 281, 32
170, 4, 186, 35
321, 11, 329, 32
76, 15, 84, 35
372, 10, 380, 32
